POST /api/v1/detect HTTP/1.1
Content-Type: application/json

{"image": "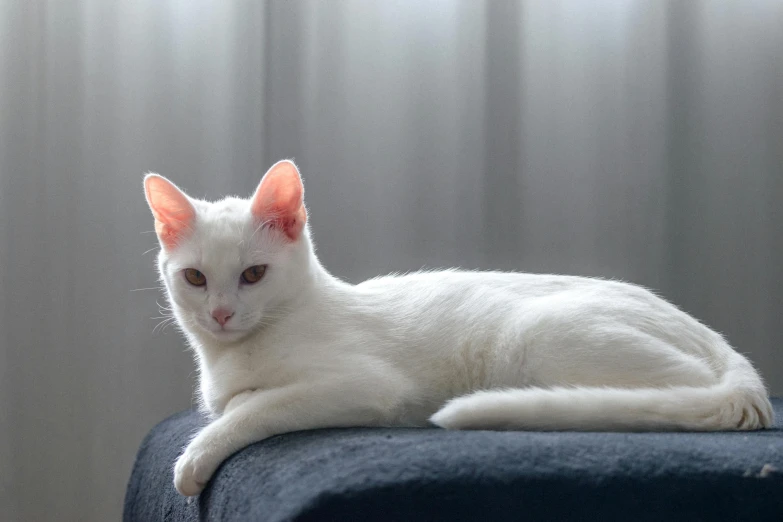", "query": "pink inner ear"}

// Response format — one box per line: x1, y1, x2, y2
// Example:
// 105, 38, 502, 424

144, 175, 196, 249
251, 160, 307, 240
